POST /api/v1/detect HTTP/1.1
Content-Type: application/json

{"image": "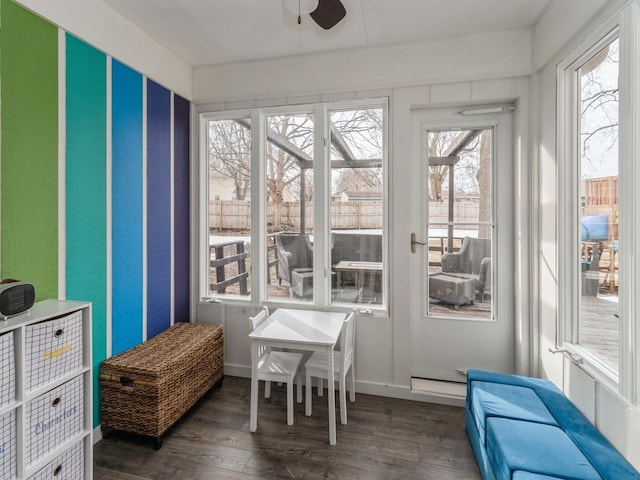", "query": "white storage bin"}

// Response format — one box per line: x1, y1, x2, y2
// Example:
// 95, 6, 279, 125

0, 332, 15, 407
27, 440, 84, 480
25, 311, 83, 392
0, 409, 16, 480
26, 376, 84, 466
